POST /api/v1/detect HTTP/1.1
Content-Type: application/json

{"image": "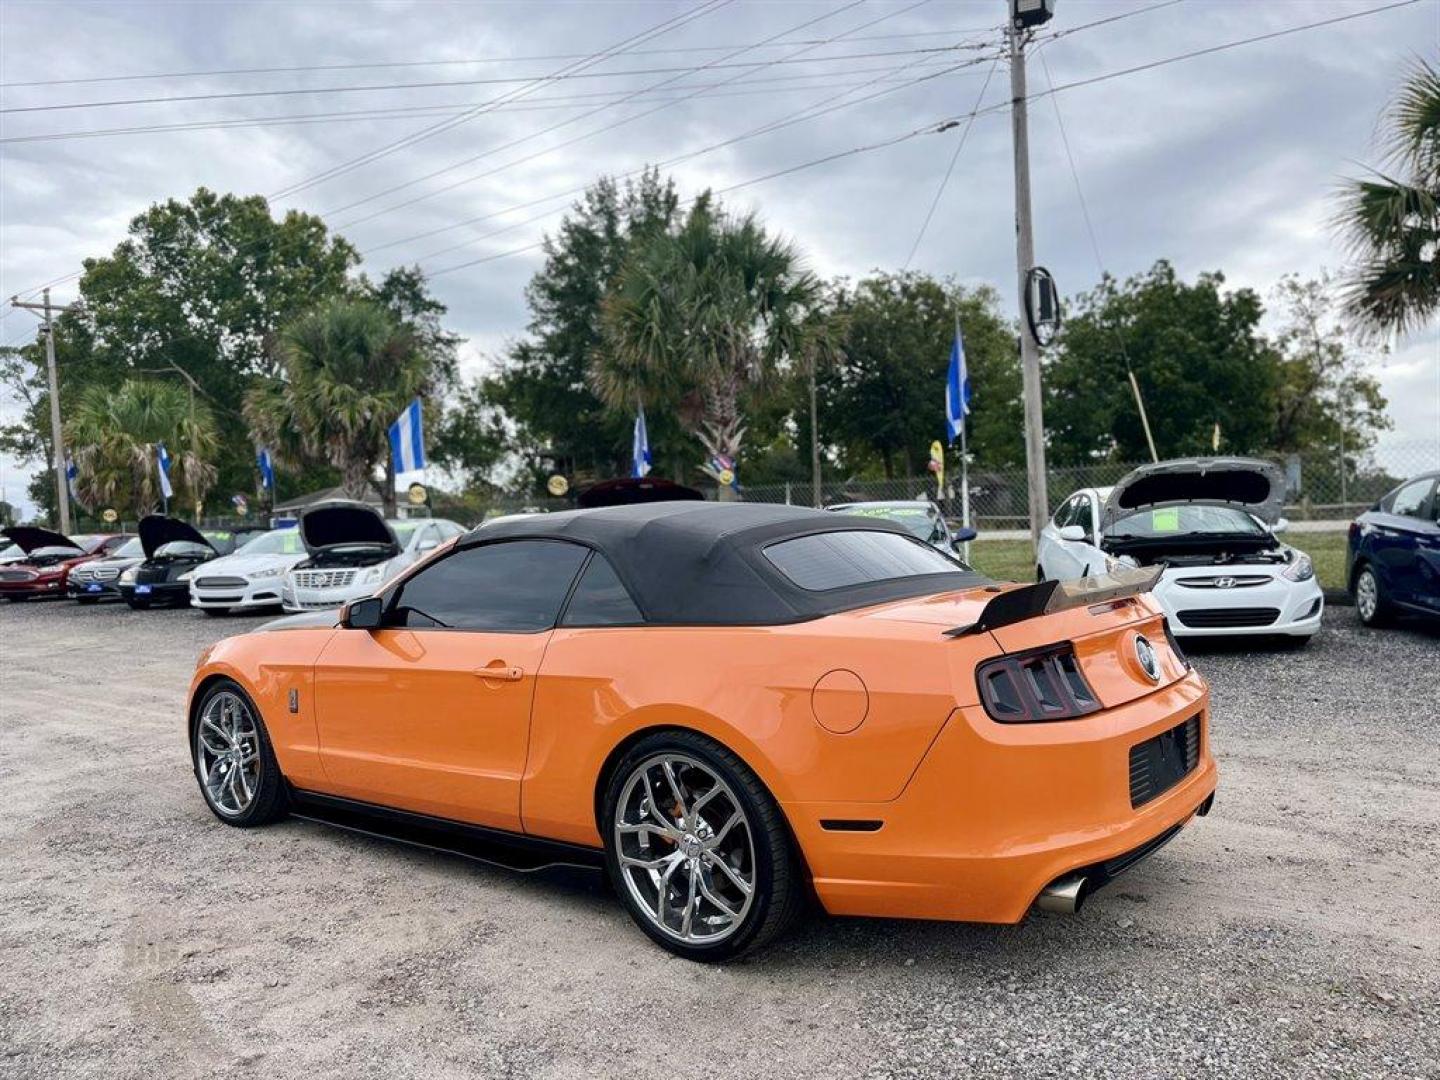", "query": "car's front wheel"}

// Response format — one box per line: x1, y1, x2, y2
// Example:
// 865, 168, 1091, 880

192, 680, 288, 827
602, 731, 803, 962
1354, 565, 1391, 627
